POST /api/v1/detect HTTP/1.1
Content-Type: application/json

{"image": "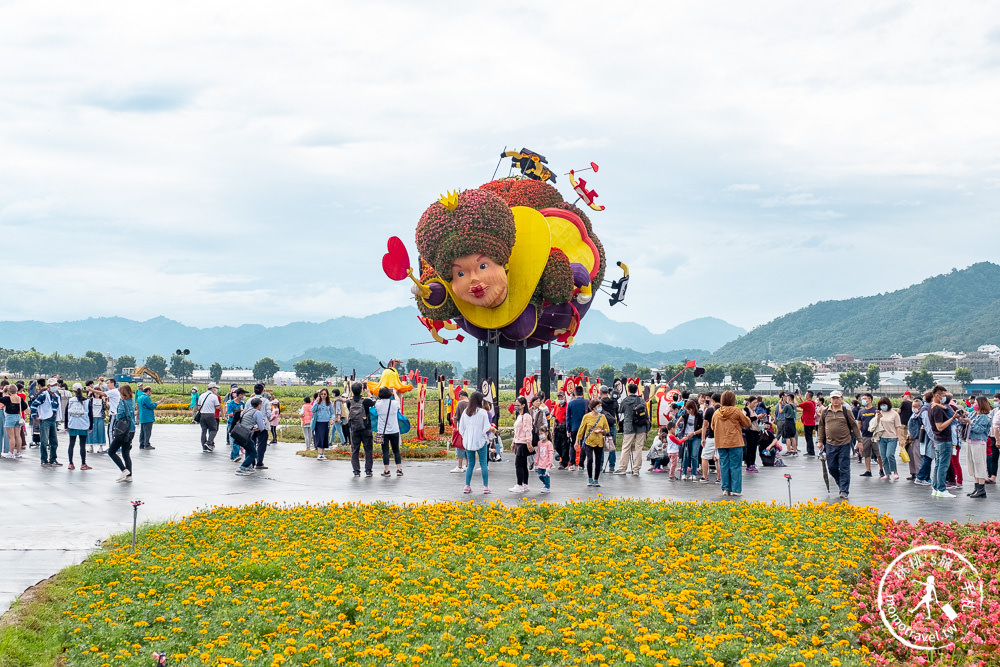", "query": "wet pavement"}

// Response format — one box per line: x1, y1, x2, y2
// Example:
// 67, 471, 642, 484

1, 424, 996, 613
